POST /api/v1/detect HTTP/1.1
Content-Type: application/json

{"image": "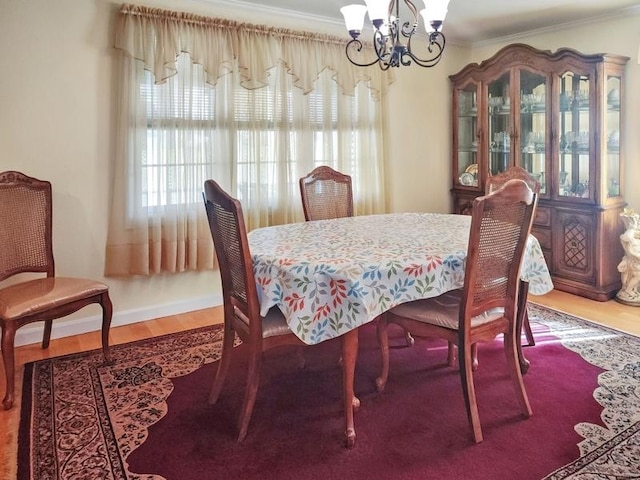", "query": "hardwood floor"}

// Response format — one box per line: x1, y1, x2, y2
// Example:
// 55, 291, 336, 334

1, 290, 638, 473
530, 288, 640, 336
